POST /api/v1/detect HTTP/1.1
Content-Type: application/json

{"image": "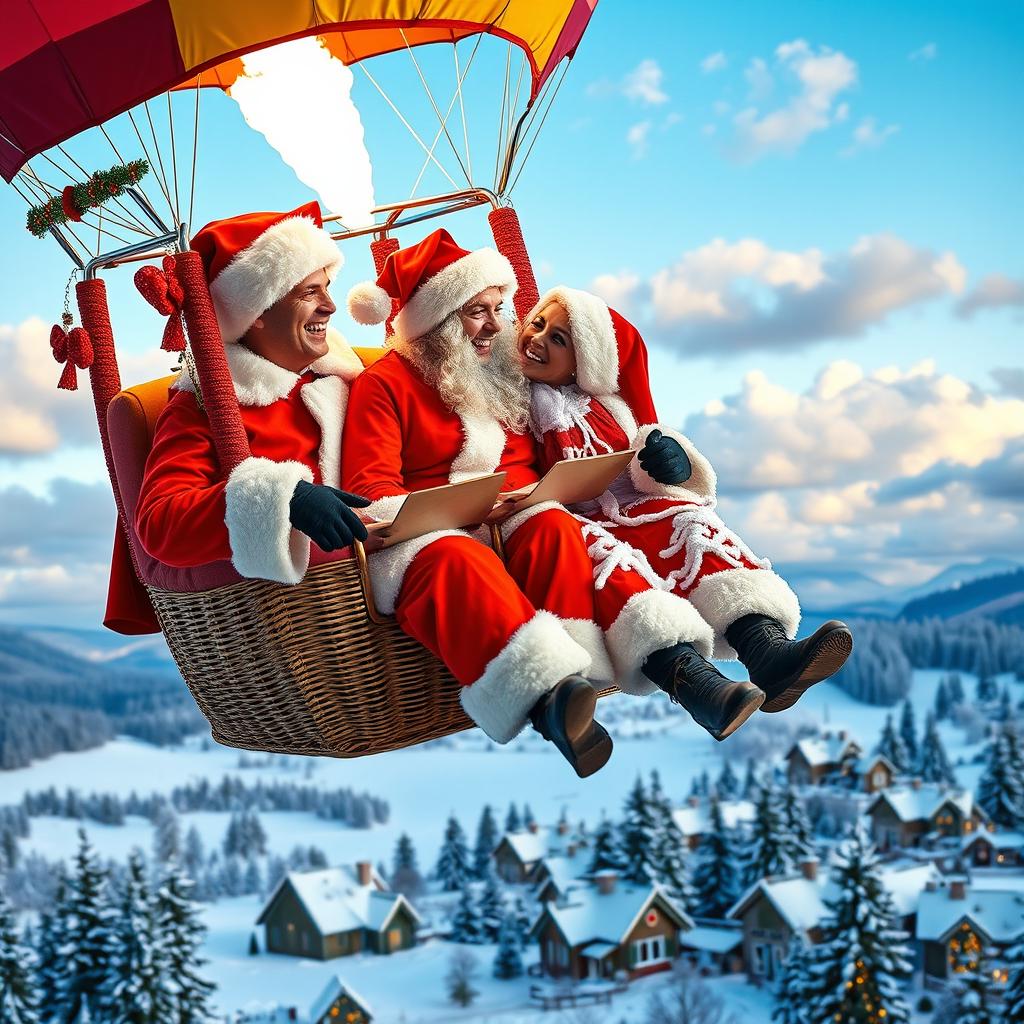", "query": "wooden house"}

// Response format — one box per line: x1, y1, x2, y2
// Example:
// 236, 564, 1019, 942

492, 819, 583, 884
866, 782, 987, 852
962, 828, 1024, 868
670, 798, 756, 852
308, 975, 374, 1023
784, 731, 888, 790
530, 871, 693, 982
256, 862, 420, 961
677, 922, 745, 975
